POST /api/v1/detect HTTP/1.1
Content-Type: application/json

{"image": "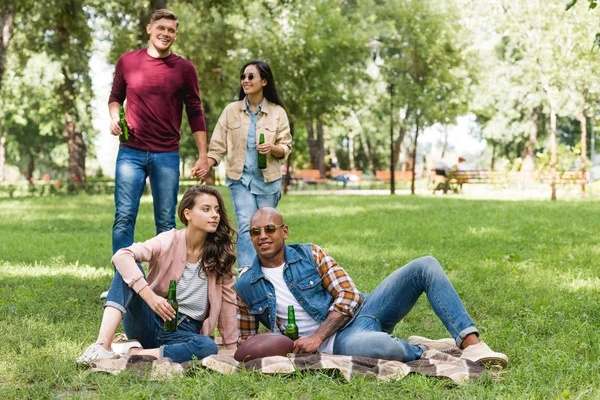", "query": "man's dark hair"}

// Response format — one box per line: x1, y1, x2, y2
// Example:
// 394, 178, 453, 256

150, 9, 178, 28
